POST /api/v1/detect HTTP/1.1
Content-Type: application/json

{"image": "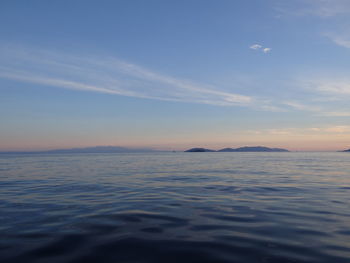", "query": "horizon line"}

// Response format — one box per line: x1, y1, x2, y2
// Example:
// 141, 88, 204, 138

0, 145, 349, 153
